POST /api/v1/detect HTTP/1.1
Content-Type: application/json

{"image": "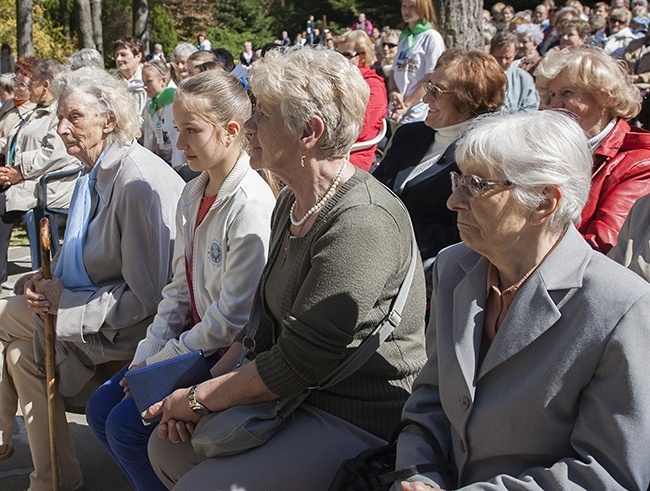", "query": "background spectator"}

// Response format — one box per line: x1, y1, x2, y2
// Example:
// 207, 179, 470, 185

0, 45, 15, 74
536, 46, 650, 252
197, 32, 212, 51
